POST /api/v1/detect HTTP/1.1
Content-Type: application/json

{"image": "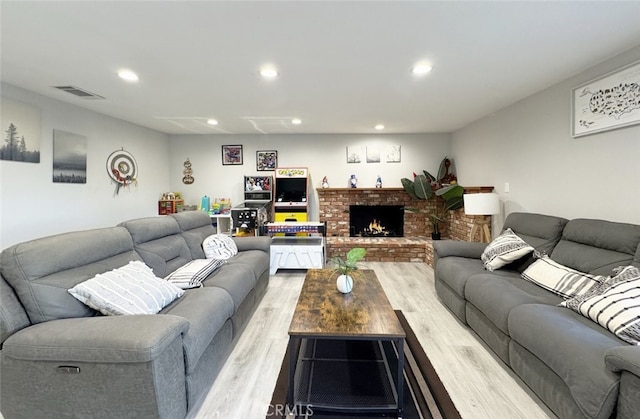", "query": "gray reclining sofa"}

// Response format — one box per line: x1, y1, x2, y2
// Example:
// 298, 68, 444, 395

433, 212, 640, 419
0, 211, 270, 419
